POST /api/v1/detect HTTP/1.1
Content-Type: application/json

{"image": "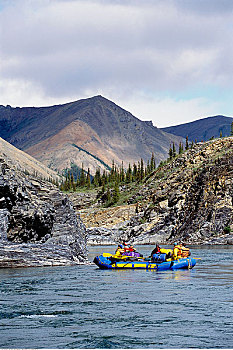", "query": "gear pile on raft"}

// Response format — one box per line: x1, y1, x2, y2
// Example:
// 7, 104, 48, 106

93, 242, 197, 270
